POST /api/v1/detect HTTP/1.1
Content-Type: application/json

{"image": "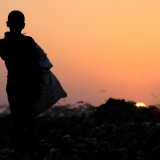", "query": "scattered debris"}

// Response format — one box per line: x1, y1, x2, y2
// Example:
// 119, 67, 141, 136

1, 97, 160, 160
